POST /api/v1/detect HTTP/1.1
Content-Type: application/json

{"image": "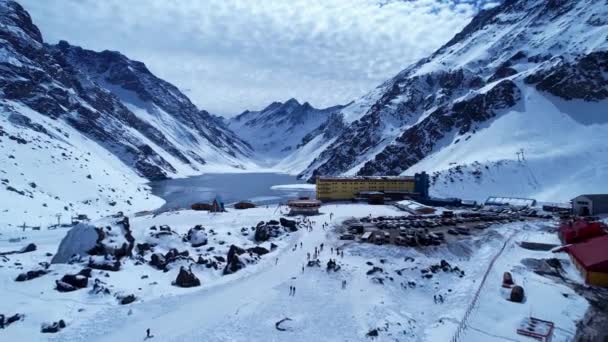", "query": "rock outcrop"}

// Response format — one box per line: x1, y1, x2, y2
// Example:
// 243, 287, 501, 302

173, 266, 201, 288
